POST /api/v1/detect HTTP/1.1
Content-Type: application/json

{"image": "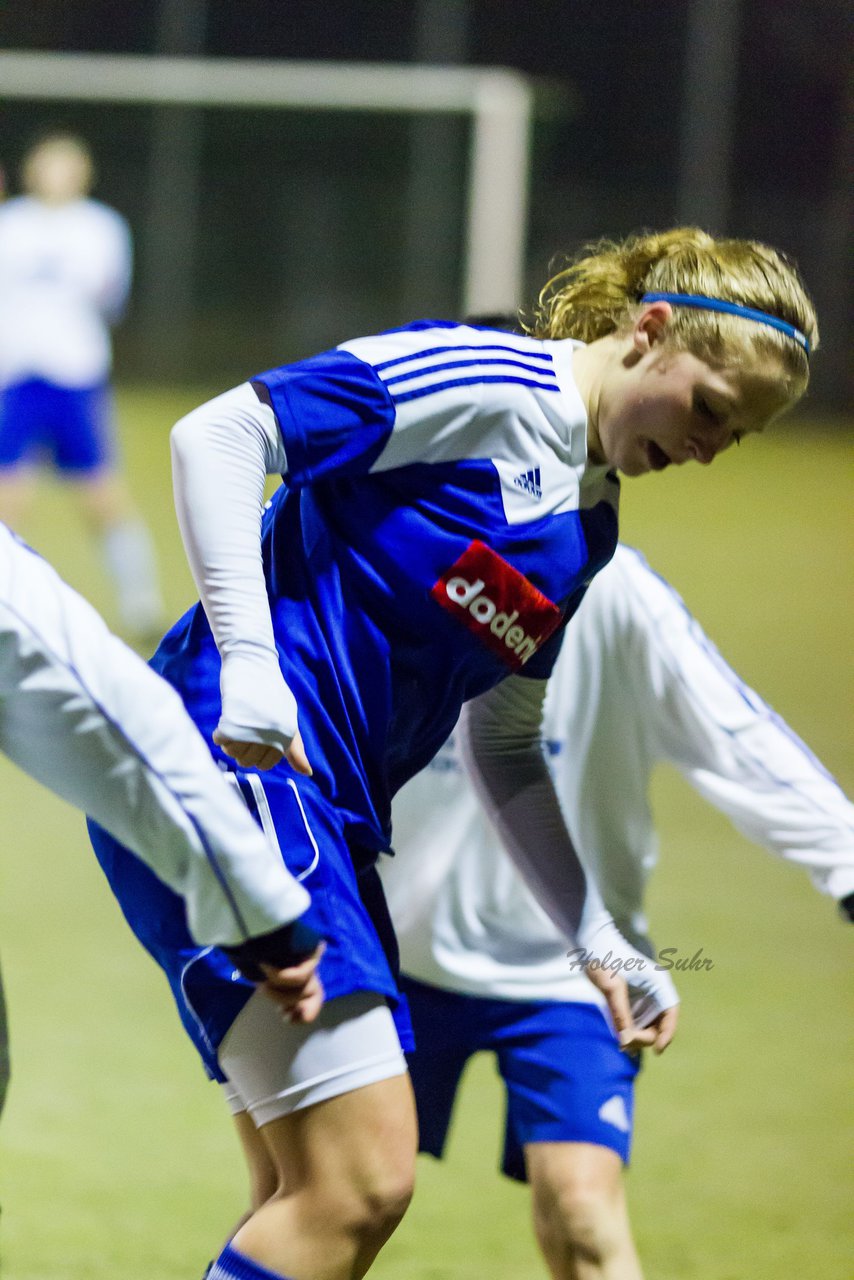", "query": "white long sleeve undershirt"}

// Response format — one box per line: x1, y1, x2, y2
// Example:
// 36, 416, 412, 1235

170, 382, 299, 751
